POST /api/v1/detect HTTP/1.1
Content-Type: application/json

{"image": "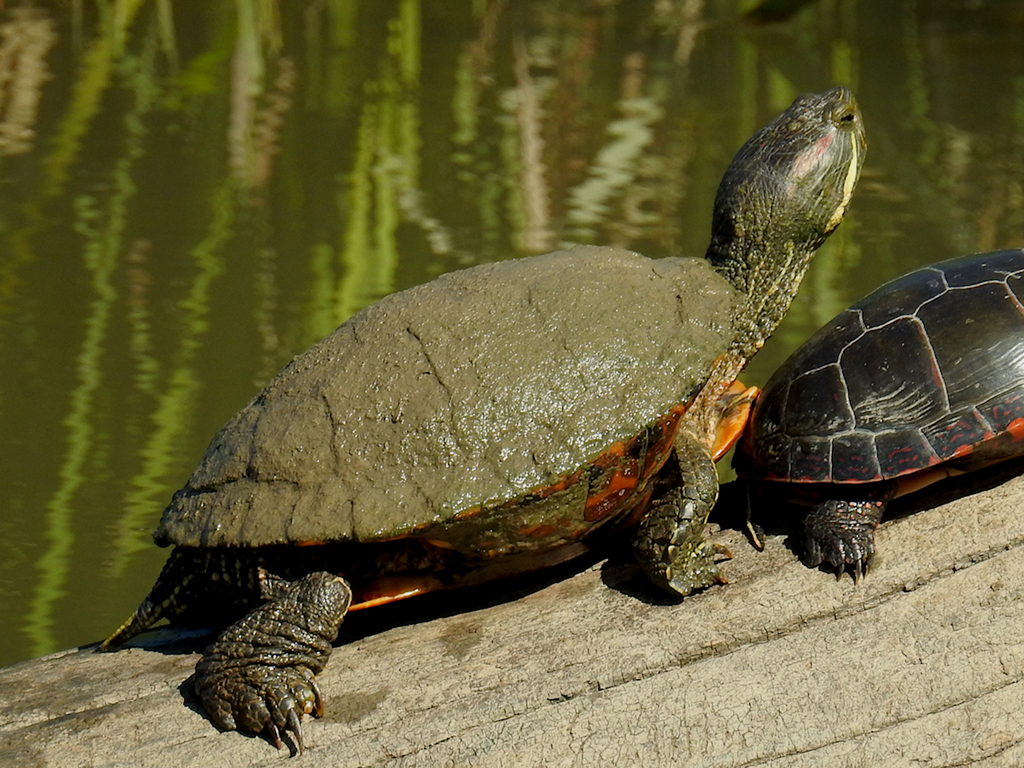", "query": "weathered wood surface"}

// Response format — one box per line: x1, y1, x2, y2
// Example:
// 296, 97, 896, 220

4, 472, 1024, 768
